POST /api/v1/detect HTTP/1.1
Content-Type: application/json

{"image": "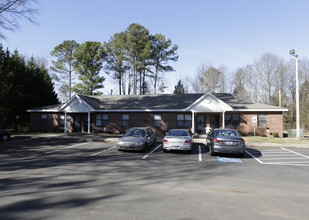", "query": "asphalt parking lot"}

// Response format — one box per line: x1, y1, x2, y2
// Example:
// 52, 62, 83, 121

0, 137, 309, 220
